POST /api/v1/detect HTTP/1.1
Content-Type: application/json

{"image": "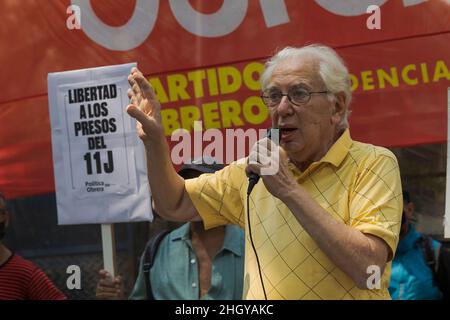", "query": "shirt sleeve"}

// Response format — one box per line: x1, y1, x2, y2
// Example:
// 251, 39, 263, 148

349, 148, 403, 261
28, 268, 66, 300
128, 254, 147, 300
184, 161, 247, 230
